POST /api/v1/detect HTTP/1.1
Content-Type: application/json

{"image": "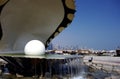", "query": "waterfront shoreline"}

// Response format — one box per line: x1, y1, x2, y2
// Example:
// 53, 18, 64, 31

83, 55, 120, 79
